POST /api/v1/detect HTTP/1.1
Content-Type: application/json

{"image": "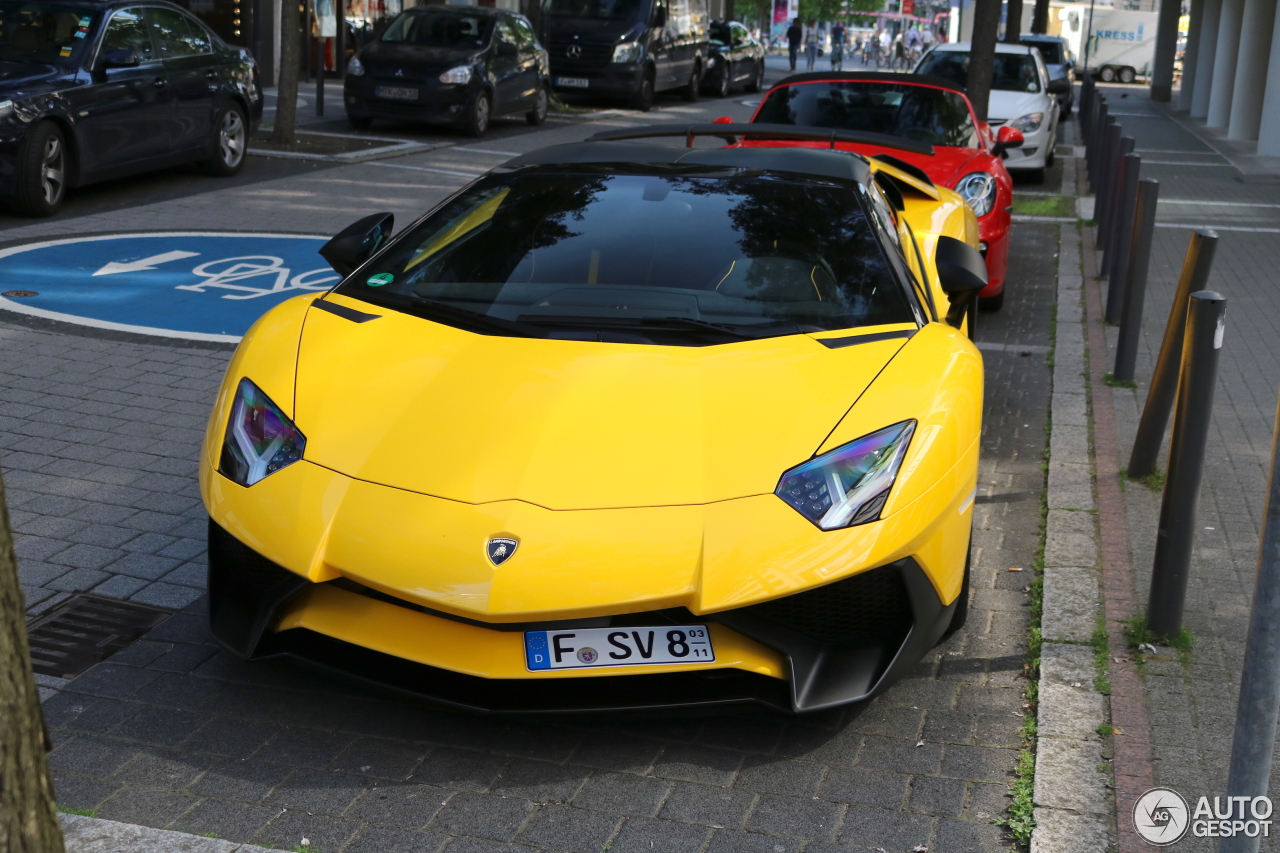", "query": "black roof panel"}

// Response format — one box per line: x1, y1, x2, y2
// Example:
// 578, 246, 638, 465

769, 71, 969, 96
501, 140, 872, 183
